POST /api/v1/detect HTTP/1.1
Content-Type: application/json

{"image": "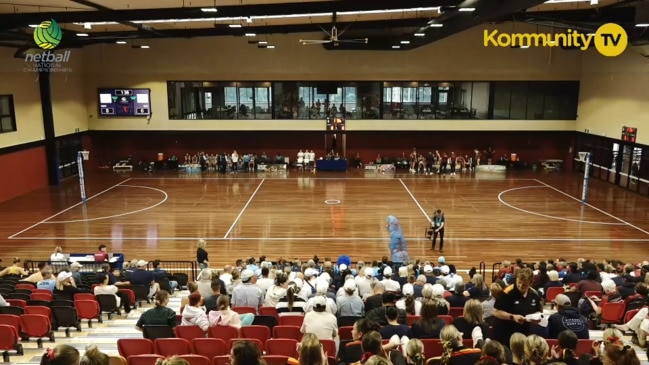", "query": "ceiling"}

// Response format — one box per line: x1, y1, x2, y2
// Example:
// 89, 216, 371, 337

0, 0, 646, 52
